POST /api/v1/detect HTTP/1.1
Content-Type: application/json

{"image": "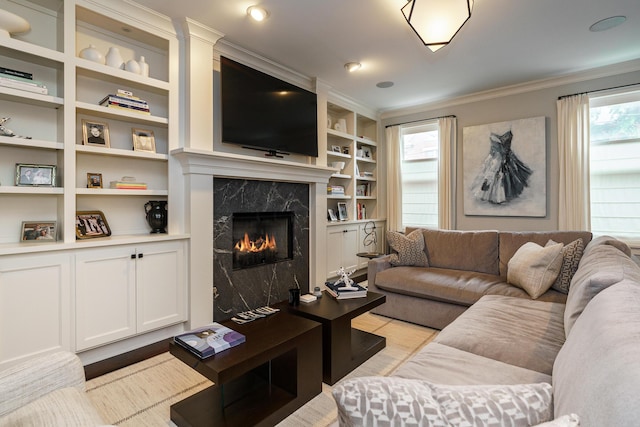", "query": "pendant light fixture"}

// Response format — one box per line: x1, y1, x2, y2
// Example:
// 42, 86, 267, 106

402, 0, 473, 52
